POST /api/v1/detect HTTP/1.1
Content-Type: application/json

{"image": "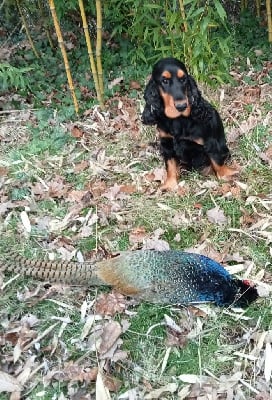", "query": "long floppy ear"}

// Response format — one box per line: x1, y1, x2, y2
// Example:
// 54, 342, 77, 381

142, 78, 163, 125
187, 75, 202, 107
187, 75, 212, 121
